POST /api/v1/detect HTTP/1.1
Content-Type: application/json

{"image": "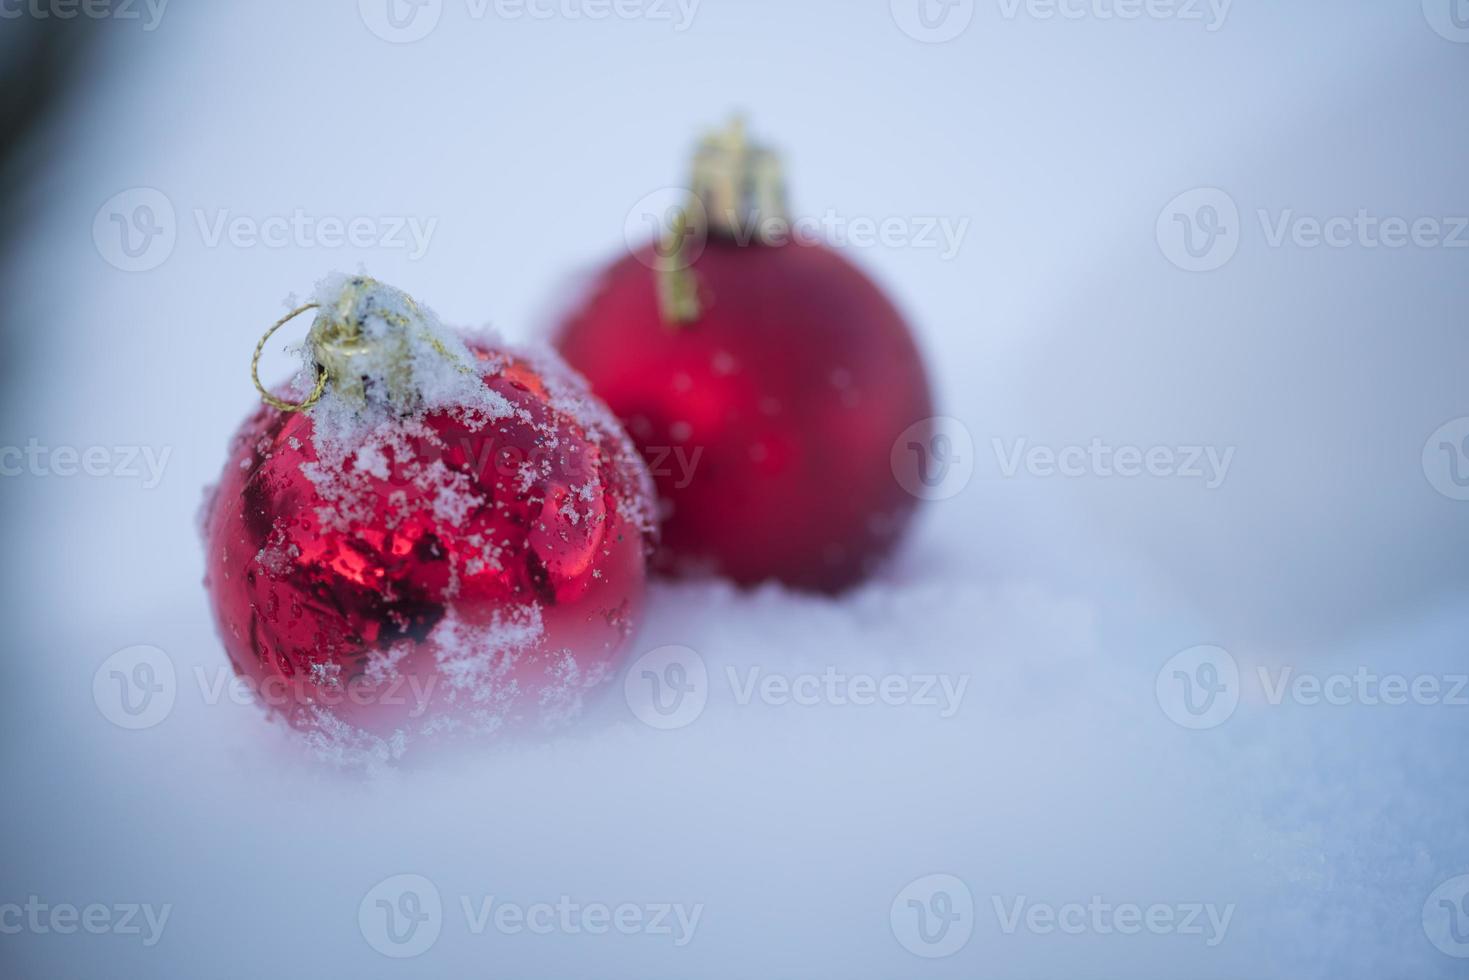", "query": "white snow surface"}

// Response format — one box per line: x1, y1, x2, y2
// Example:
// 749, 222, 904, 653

2, 3, 1467, 978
